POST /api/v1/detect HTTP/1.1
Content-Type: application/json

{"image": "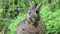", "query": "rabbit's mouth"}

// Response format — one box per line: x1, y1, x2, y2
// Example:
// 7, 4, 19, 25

32, 22, 38, 28
27, 18, 38, 28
